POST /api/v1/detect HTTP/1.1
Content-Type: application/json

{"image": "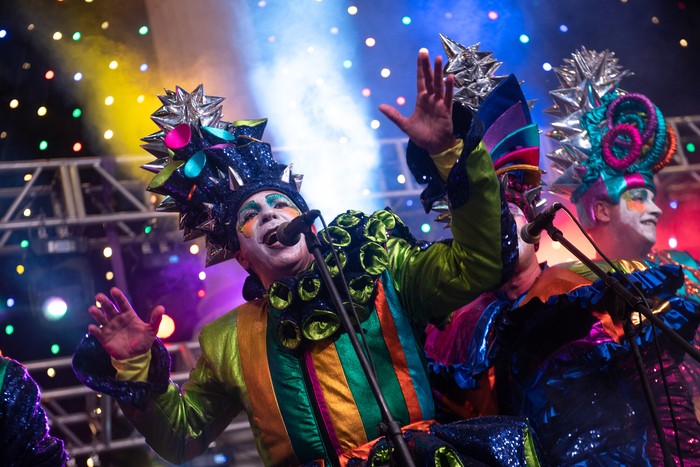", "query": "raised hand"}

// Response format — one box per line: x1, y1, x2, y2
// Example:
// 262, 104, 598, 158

87, 287, 164, 361
379, 50, 458, 154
